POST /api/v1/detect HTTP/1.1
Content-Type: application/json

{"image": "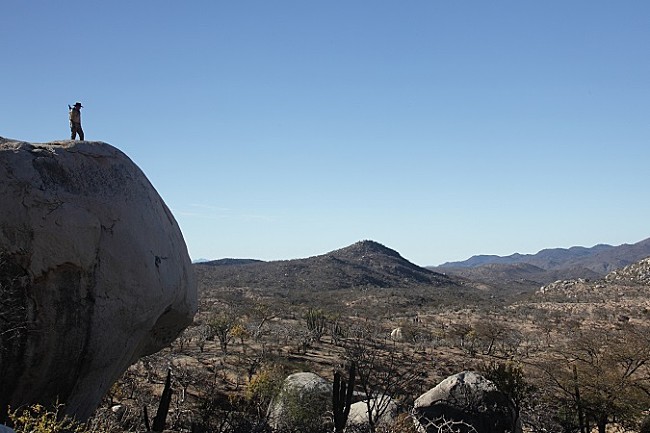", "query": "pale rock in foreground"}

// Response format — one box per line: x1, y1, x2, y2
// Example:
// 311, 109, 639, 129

347, 397, 397, 430
0, 138, 197, 420
267, 372, 332, 430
